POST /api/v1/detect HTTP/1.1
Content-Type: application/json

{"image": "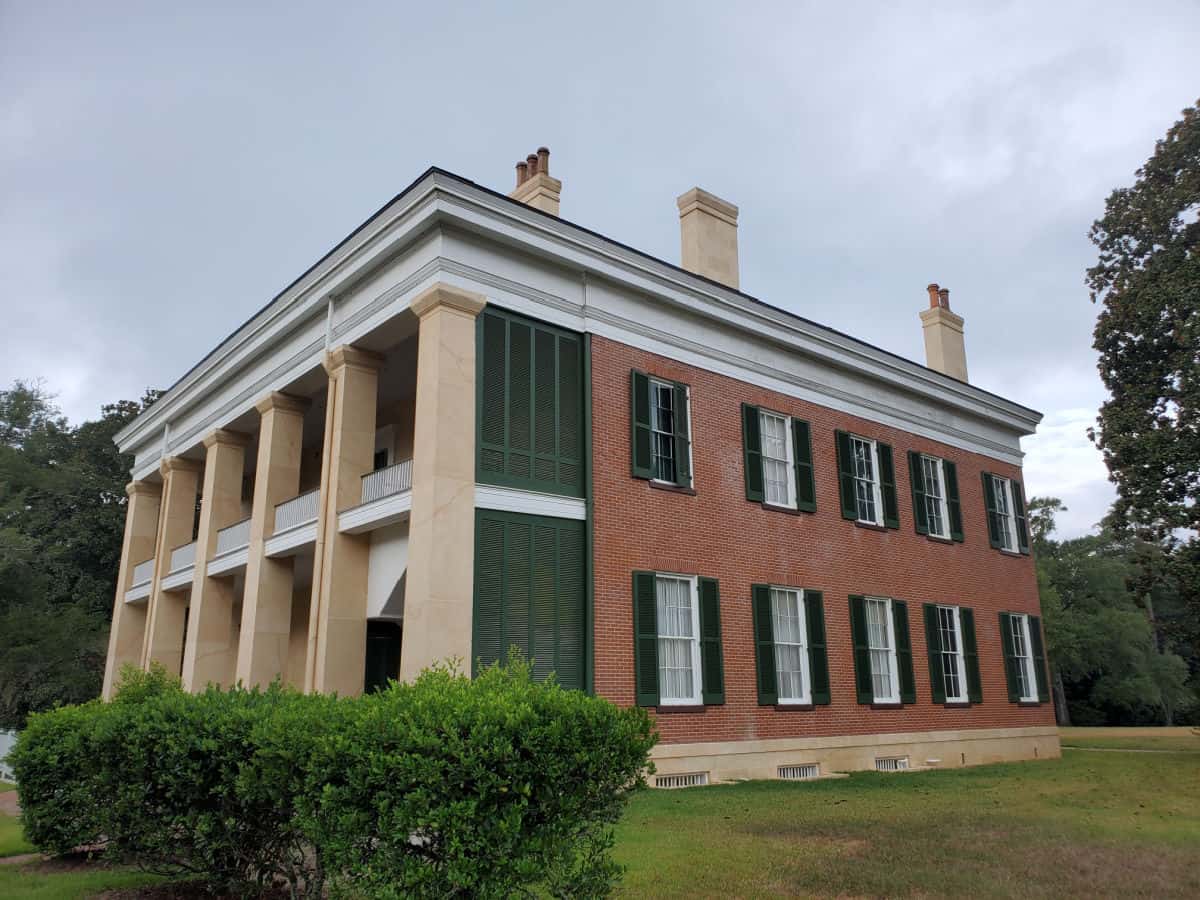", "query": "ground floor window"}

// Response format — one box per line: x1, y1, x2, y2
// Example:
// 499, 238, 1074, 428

771, 587, 810, 704
865, 597, 899, 702
656, 574, 702, 705
1009, 613, 1037, 701
364, 620, 402, 693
